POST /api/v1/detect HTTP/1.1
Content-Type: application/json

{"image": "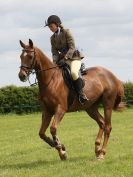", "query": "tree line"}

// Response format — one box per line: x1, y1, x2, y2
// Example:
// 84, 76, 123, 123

0, 82, 133, 114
